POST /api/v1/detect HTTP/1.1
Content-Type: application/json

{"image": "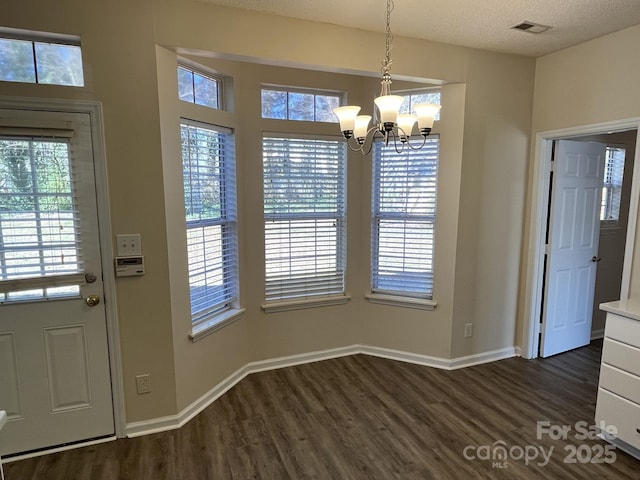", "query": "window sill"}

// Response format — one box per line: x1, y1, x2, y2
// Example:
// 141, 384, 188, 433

365, 293, 437, 310
189, 308, 245, 342
261, 294, 351, 314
